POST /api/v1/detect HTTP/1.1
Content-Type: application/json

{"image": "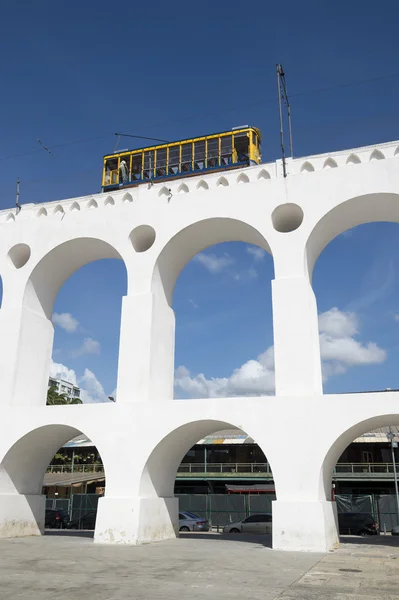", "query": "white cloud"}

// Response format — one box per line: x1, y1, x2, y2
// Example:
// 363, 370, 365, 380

194, 252, 234, 274
79, 368, 109, 403
71, 337, 101, 358
174, 308, 386, 398
189, 299, 199, 309
394, 314, 399, 322
50, 359, 112, 403
246, 246, 266, 261
50, 360, 77, 385
319, 307, 386, 378
53, 312, 79, 333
